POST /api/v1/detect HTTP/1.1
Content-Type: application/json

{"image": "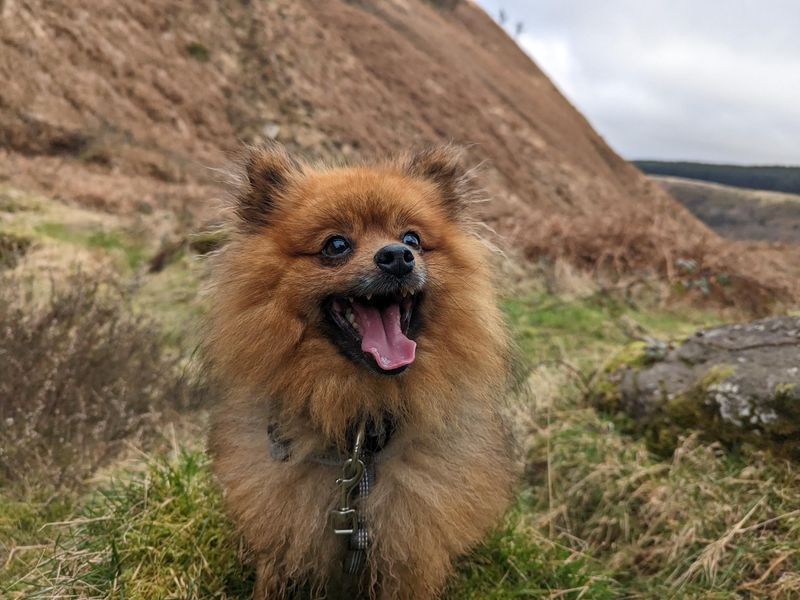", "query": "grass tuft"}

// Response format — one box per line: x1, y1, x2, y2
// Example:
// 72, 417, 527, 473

14, 450, 253, 599
186, 42, 210, 62
445, 495, 618, 599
